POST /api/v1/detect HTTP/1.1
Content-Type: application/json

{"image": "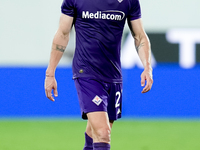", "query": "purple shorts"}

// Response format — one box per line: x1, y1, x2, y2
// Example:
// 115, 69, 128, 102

74, 78, 122, 121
